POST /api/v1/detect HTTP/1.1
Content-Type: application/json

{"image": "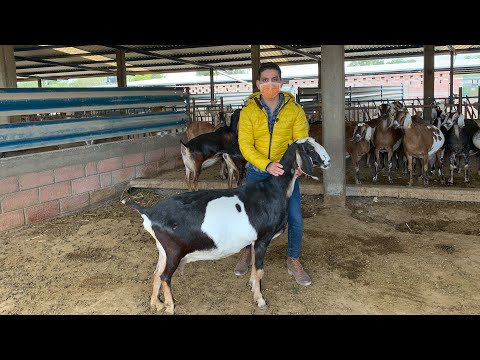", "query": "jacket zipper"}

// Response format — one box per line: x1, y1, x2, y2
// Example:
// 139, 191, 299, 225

267, 98, 291, 159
